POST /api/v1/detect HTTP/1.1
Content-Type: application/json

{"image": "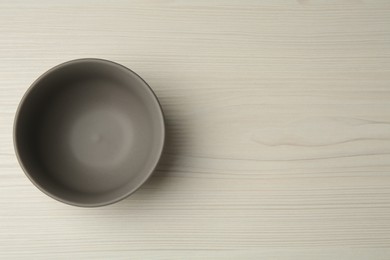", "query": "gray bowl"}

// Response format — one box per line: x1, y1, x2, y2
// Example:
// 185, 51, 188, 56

14, 59, 165, 207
